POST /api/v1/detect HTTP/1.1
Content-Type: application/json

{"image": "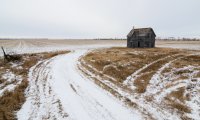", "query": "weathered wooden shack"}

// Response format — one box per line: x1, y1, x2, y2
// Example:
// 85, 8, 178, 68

127, 27, 156, 48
